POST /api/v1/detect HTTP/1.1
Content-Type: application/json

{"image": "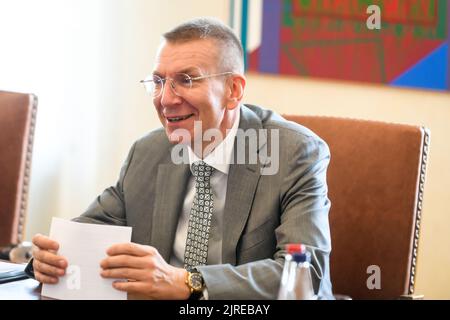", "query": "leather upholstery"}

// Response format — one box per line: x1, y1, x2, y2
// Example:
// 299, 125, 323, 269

283, 115, 430, 299
0, 91, 37, 246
